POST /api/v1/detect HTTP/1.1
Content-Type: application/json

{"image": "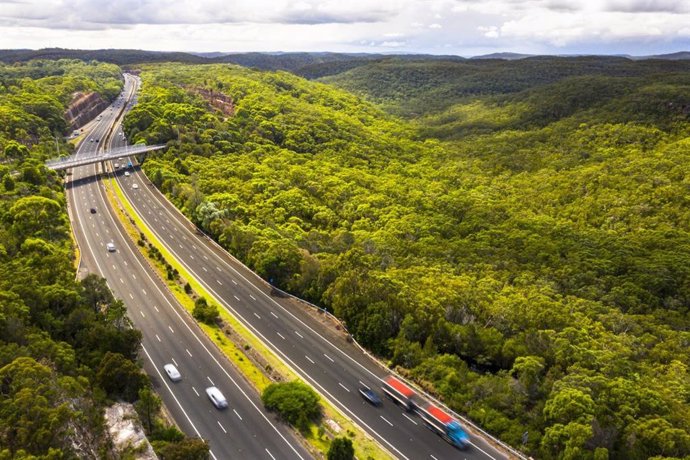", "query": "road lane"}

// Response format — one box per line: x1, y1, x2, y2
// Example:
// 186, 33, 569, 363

67, 74, 311, 460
